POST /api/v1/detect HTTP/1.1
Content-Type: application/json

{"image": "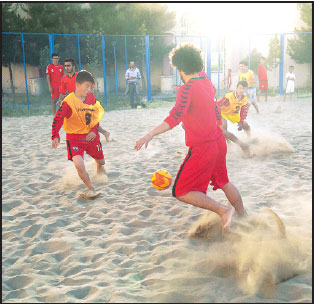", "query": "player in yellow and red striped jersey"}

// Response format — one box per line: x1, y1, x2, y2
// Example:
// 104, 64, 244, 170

217, 80, 251, 158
